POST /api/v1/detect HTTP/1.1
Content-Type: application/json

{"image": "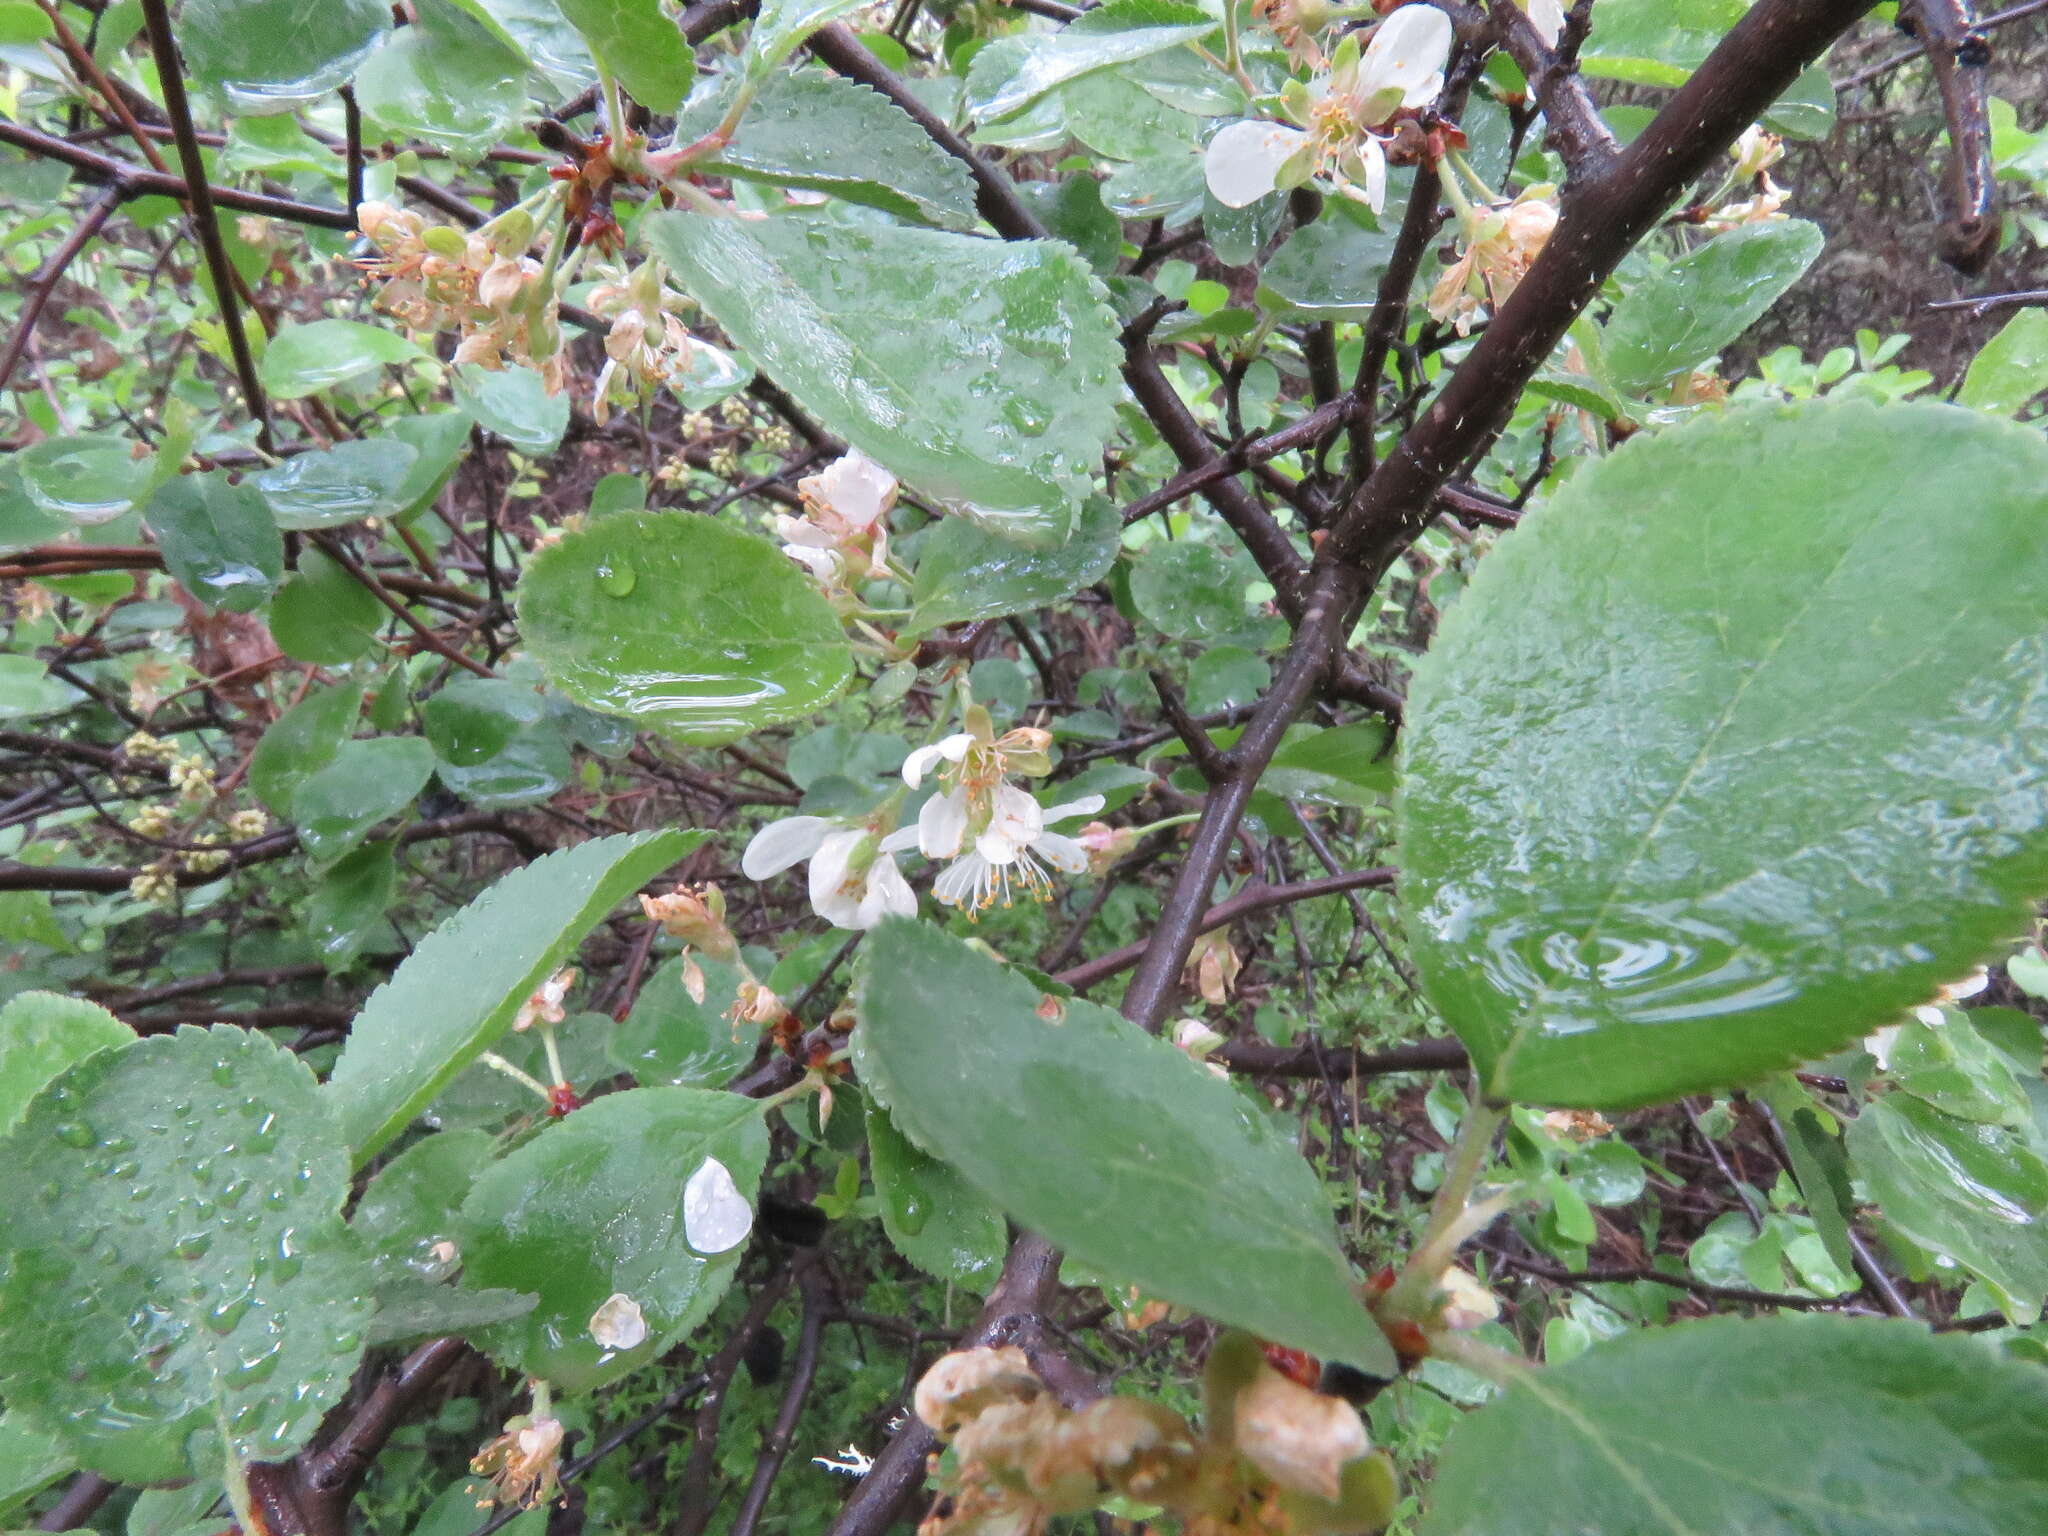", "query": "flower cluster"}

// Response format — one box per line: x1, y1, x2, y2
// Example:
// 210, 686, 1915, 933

901, 713, 1103, 915
774, 449, 899, 594
355, 201, 566, 391
1427, 184, 1560, 335
587, 261, 700, 424
471, 1412, 564, 1510
1206, 5, 1453, 213
1703, 126, 1791, 230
